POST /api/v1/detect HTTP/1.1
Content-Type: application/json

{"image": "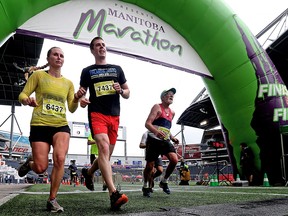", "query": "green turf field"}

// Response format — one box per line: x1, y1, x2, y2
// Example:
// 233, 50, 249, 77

1, 182, 288, 215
